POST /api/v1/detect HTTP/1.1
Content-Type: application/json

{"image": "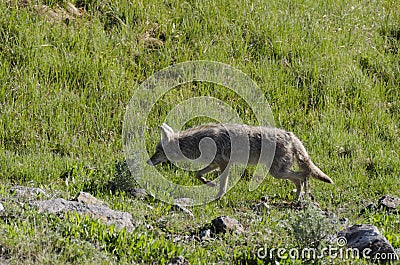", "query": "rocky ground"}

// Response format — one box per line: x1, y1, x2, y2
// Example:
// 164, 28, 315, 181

1, 185, 398, 264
